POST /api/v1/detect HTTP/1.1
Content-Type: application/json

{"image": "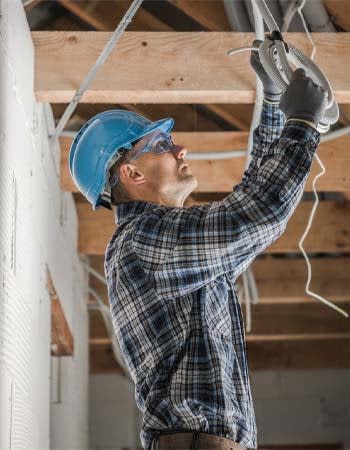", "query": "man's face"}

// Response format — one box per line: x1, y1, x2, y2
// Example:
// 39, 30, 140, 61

120, 129, 198, 204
